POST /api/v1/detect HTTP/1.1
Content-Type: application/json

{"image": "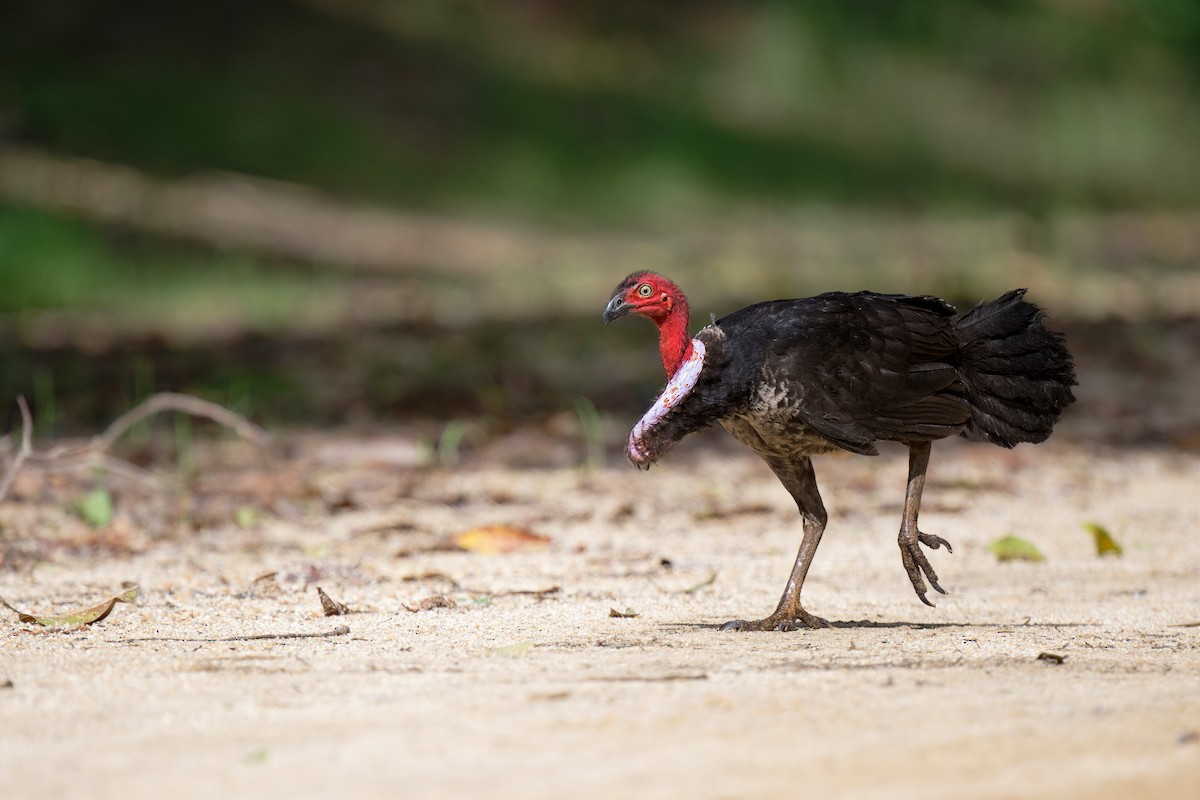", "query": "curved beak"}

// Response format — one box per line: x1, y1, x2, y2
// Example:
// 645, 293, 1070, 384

603, 294, 634, 324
